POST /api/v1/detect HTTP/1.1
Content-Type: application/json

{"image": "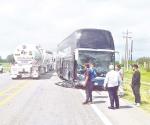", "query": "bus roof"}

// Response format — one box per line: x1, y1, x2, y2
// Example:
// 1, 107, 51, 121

57, 29, 114, 51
